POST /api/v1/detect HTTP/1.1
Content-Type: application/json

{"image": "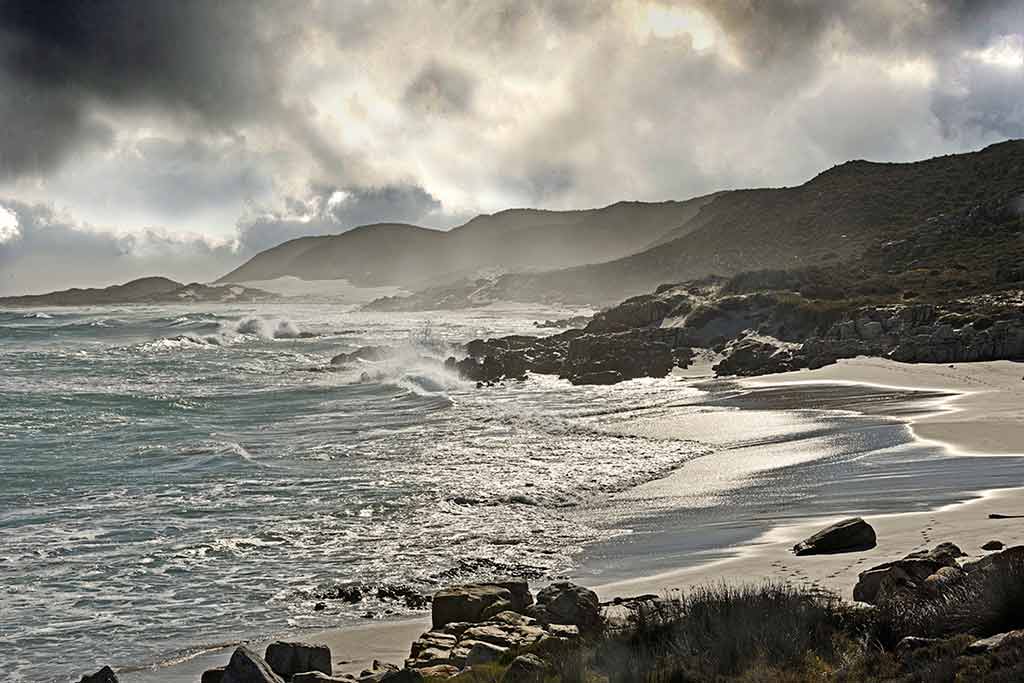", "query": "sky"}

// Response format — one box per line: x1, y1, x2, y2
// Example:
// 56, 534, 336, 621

1, 0, 1024, 294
